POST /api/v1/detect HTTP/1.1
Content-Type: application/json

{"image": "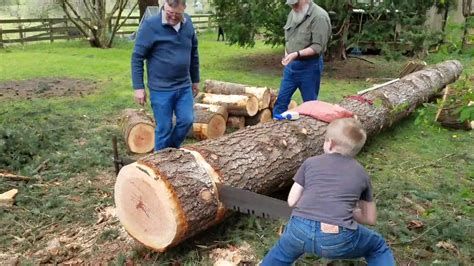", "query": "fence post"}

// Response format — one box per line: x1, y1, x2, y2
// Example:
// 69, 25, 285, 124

19, 25, 24, 45
0, 27, 3, 48
49, 20, 54, 43
64, 16, 70, 41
